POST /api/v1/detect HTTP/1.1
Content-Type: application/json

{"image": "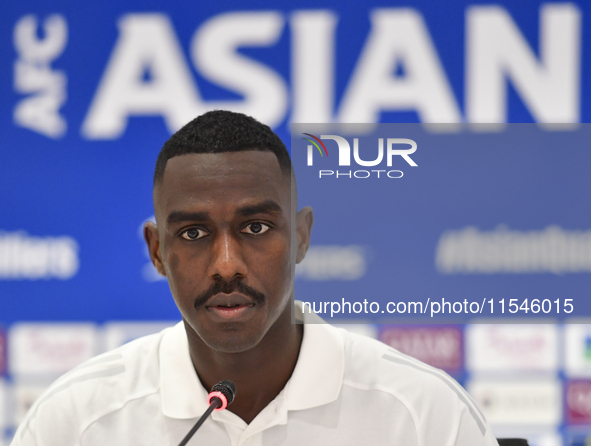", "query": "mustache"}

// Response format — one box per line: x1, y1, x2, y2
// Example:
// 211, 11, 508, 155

193, 277, 267, 308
